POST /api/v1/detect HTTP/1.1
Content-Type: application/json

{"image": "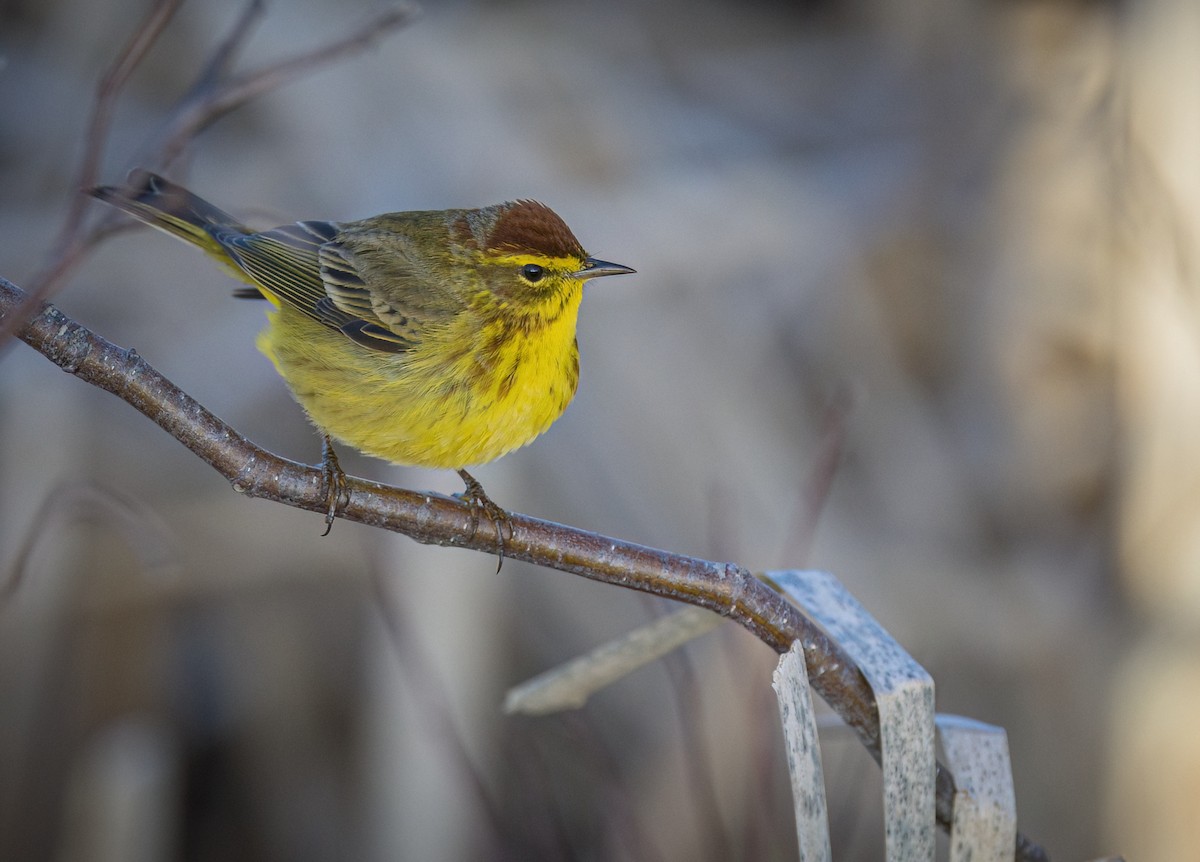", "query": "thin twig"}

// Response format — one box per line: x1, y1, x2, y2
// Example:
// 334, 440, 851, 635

6, 0, 183, 339
75, 0, 183, 201
153, 4, 419, 173
193, 0, 267, 89
0, 276, 1050, 862
0, 481, 182, 605
777, 384, 854, 566
1, 2, 417, 347
367, 563, 514, 855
